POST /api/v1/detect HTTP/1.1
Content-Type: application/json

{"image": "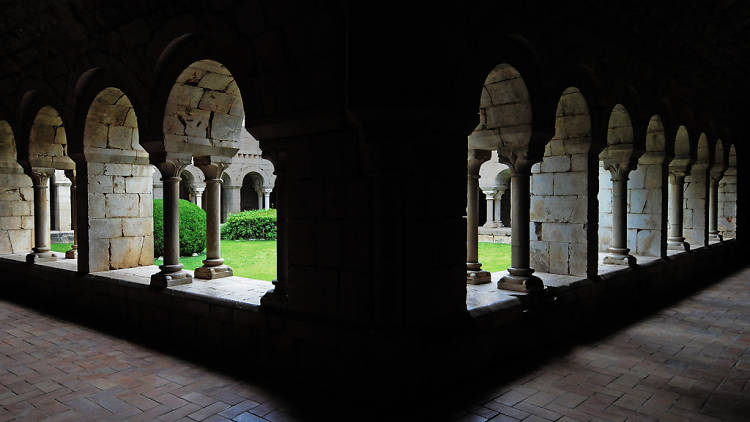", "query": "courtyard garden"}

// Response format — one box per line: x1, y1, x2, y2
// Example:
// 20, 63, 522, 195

50, 199, 512, 281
